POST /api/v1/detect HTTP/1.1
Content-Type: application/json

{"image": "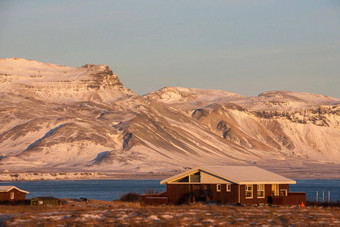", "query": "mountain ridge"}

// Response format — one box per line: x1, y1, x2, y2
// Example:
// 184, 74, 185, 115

0, 58, 339, 177
0, 57, 136, 104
